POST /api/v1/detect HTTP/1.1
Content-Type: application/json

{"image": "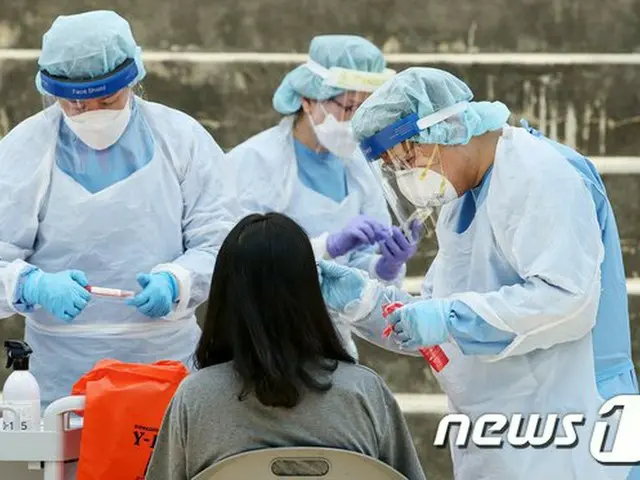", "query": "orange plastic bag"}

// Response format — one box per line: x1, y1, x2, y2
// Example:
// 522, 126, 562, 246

71, 359, 189, 480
